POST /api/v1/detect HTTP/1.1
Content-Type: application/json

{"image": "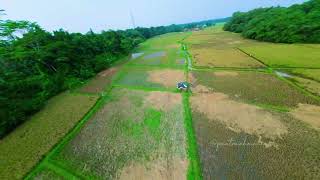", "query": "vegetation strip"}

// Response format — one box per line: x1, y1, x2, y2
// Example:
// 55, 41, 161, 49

25, 94, 110, 179
182, 92, 202, 180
